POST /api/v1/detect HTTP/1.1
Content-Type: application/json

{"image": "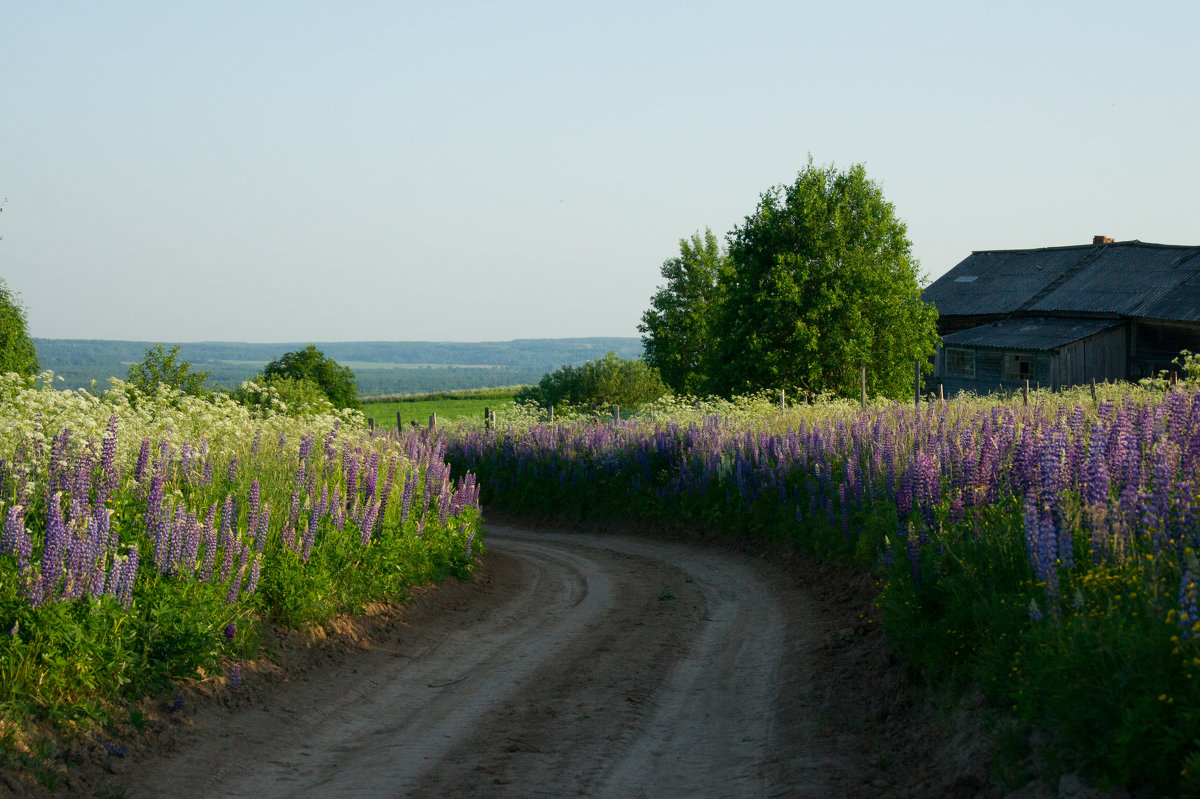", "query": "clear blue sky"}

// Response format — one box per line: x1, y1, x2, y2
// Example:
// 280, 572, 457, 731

2, 1, 1196, 343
